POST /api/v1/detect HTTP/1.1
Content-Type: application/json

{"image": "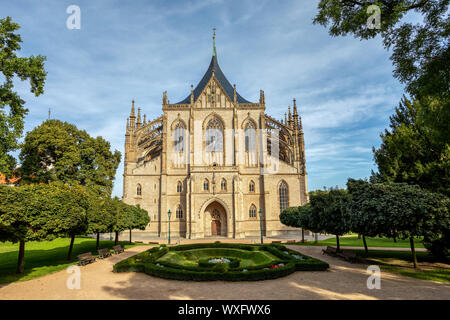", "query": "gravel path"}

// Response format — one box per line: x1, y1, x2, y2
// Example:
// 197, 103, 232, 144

0, 245, 448, 300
